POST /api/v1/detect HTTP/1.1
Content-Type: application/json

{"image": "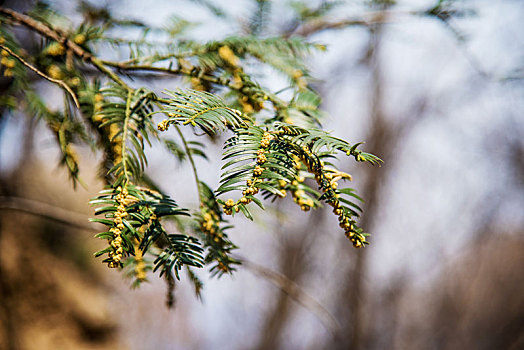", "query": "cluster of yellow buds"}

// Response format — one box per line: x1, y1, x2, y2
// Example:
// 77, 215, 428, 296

98, 95, 122, 164
292, 69, 307, 91
248, 132, 273, 188
73, 33, 86, 45
324, 167, 352, 190
217, 261, 229, 273
45, 41, 66, 56
222, 198, 237, 215
91, 93, 125, 165
253, 165, 263, 176
241, 178, 260, 200
1, 49, 15, 77
295, 191, 314, 211
222, 132, 275, 215
63, 144, 79, 170
330, 199, 362, 247
47, 64, 63, 80
346, 149, 367, 162
201, 210, 224, 243
277, 179, 288, 198
240, 95, 254, 114
240, 95, 264, 114
299, 146, 367, 248
256, 148, 267, 164
107, 186, 130, 268
69, 76, 81, 87
218, 45, 240, 67
157, 119, 170, 132
288, 176, 314, 211
190, 77, 206, 91
158, 101, 202, 131
92, 93, 104, 120
260, 132, 273, 148
108, 123, 123, 164
231, 73, 243, 90
133, 238, 147, 281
